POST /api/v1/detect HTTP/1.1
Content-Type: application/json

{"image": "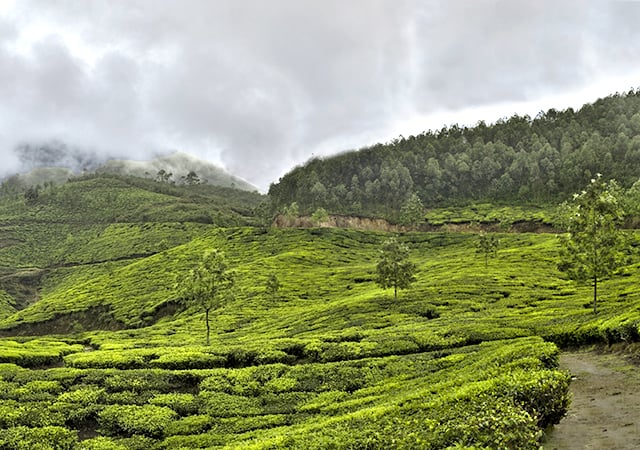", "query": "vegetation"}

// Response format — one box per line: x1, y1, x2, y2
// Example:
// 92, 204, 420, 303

176, 250, 236, 345
375, 237, 417, 300
559, 175, 627, 313
2, 92, 640, 447
477, 232, 499, 268
269, 89, 640, 220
